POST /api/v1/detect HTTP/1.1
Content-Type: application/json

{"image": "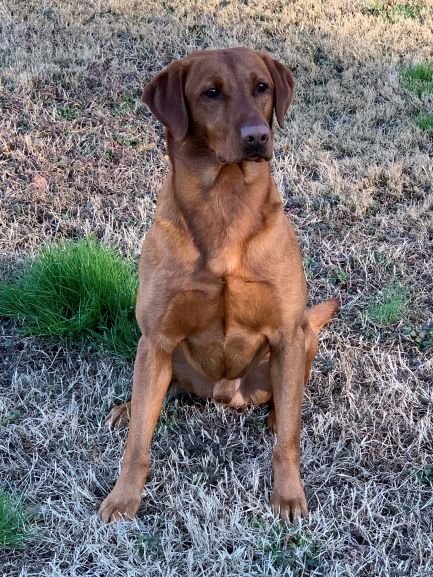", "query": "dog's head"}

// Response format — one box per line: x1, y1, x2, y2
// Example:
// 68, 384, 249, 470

142, 48, 294, 165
